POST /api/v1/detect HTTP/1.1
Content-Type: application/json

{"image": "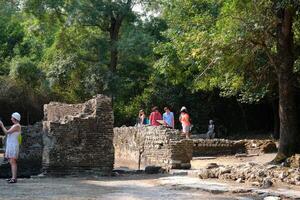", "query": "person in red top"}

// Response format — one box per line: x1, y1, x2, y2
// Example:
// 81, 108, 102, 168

179, 106, 191, 139
149, 106, 162, 126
